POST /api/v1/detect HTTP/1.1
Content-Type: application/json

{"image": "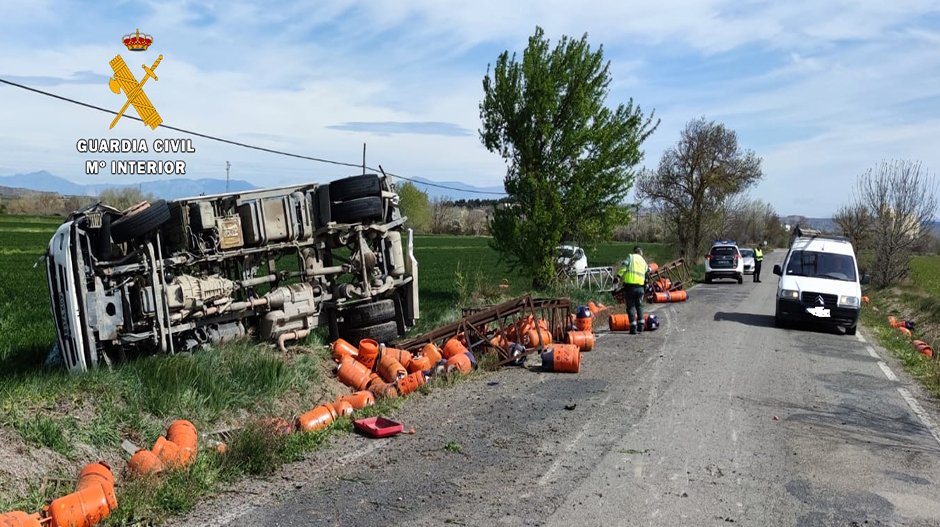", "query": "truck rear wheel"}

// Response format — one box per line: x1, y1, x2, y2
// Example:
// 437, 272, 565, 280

111, 199, 171, 243
341, 299, 396, 327
338, 321, 399, 347
329, 174, 382, 201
